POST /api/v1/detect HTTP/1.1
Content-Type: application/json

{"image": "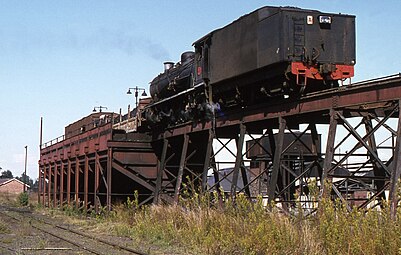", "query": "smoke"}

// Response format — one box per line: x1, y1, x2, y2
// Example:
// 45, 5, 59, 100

84, 28, 171, 61
0, 27, 171, 61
